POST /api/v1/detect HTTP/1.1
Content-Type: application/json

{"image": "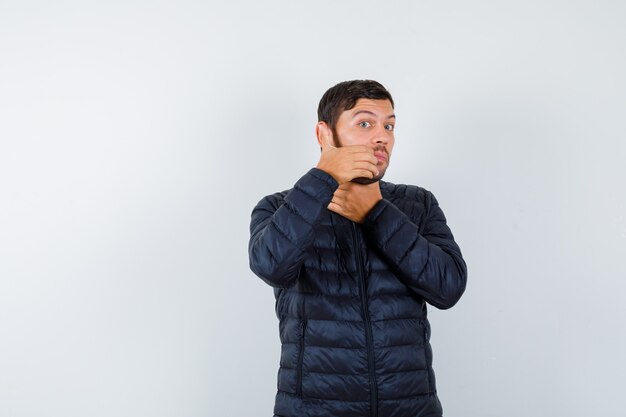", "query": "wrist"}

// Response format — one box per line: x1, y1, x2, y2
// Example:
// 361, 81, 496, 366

315, 164, 343, 184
